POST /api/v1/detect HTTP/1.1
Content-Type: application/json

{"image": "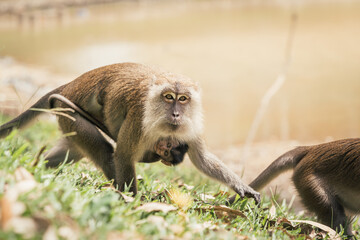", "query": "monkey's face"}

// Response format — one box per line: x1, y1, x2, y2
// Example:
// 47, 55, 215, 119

161, 90, 190, 129
143, 79, 203, 142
